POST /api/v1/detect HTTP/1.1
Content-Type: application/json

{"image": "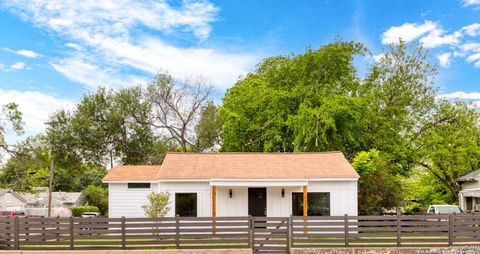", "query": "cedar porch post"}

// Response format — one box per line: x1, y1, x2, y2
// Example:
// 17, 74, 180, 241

212, 185, 217, 234
303, 186, 308, 234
